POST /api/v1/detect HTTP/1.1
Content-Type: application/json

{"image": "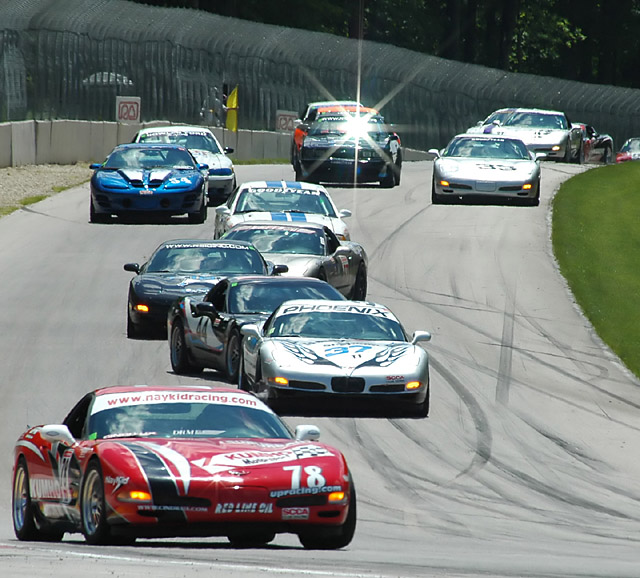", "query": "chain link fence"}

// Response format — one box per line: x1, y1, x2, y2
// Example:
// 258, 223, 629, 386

2, 0, 640, 151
